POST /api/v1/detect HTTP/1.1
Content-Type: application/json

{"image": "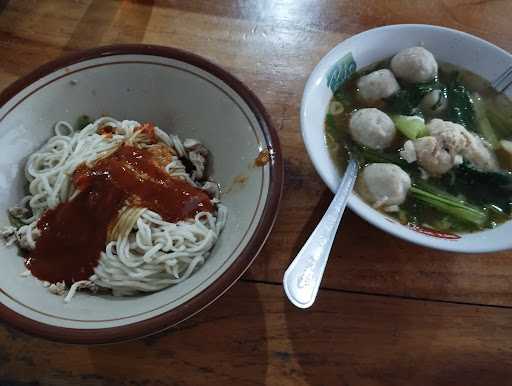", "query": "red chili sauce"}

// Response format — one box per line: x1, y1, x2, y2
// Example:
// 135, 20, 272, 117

26, 128, 212, 284
98, 125, 114, 136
